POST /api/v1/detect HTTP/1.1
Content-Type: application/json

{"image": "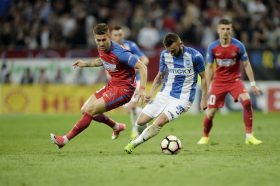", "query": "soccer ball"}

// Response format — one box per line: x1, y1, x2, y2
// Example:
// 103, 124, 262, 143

160, 135, 182, 155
